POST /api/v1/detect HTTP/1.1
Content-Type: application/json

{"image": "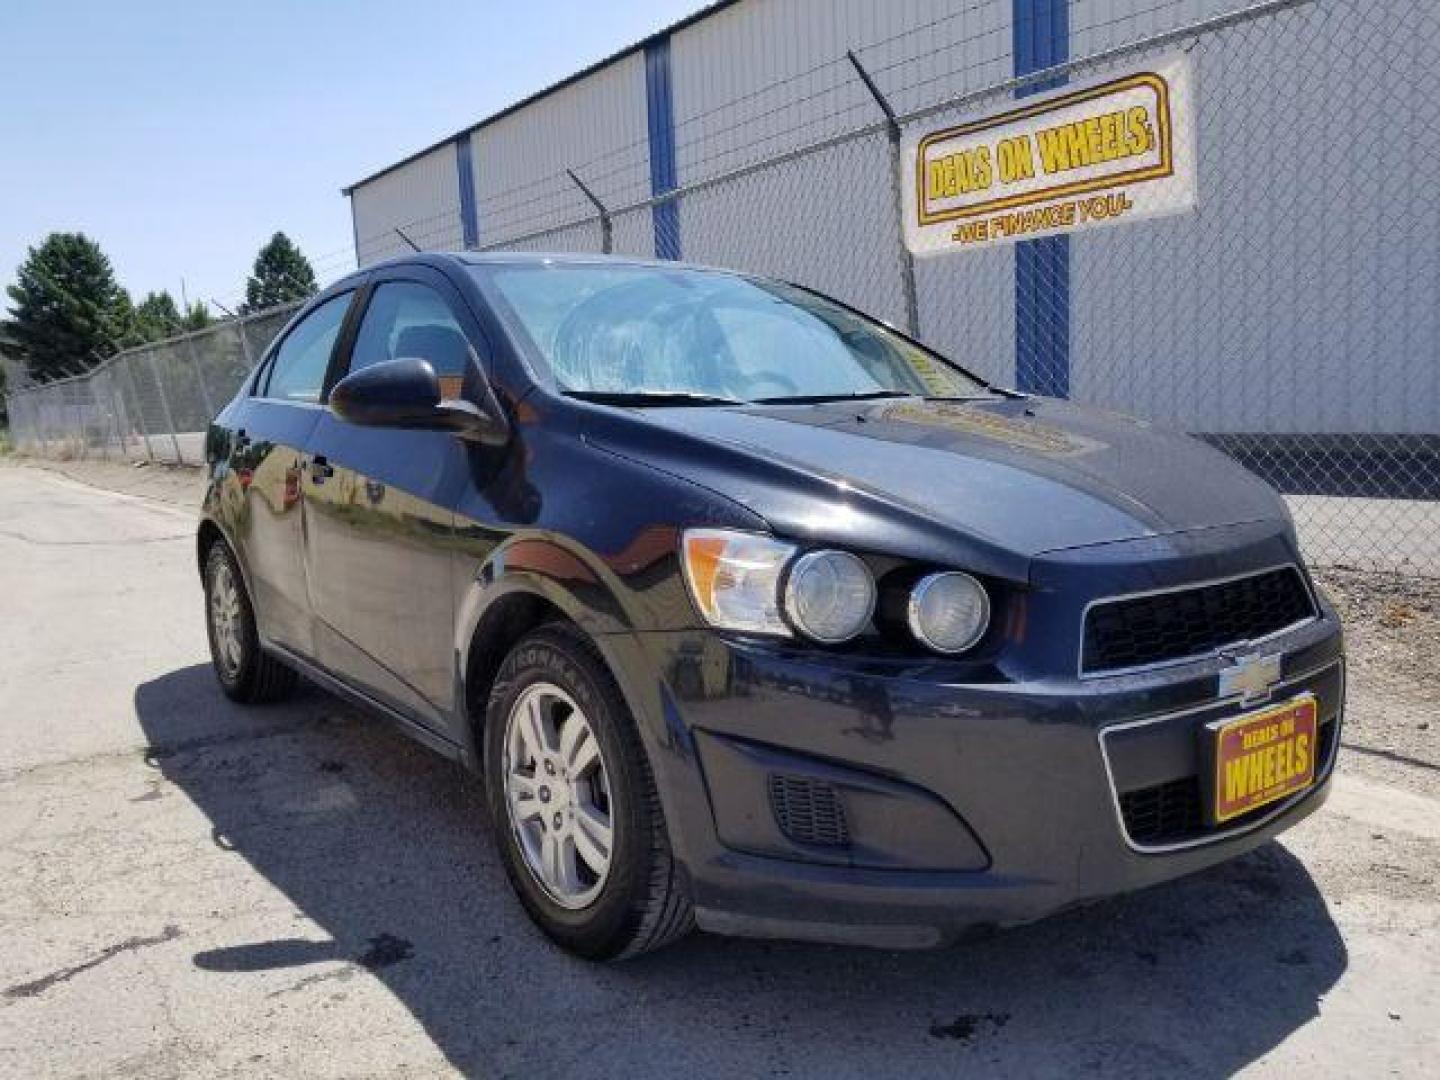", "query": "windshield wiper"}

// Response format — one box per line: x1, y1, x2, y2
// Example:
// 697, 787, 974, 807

563, 389, 745, 407
750, 389, 914, 405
